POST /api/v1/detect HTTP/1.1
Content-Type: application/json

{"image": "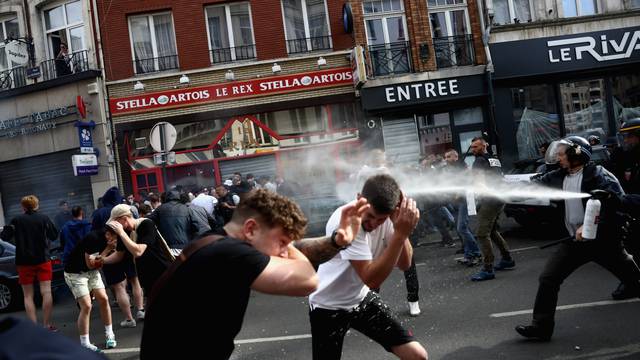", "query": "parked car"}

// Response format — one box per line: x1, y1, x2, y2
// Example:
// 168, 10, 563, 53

0, 239, 66, 313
